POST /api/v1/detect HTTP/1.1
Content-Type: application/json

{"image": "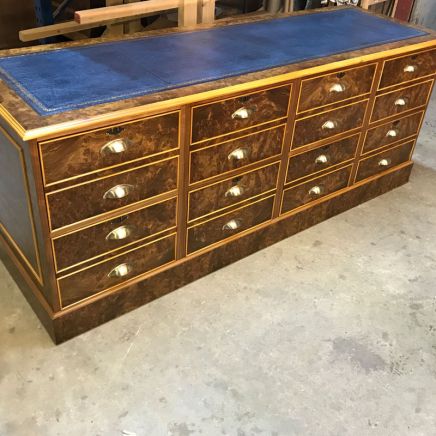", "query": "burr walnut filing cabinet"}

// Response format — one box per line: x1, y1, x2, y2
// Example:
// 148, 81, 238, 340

0, 8, 435, 343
